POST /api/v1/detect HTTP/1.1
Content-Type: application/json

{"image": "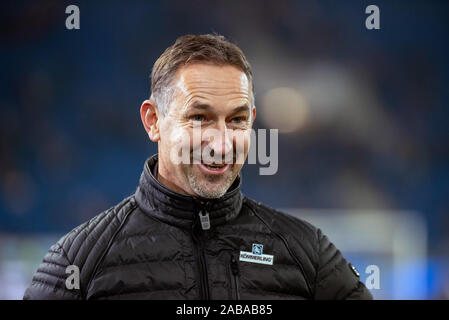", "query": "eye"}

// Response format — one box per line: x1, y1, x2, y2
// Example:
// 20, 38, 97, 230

231, 117, 246, 124
191, 114, 205, 122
